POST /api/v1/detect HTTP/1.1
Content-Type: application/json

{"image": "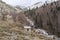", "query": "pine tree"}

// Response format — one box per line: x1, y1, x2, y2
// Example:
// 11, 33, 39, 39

47, 12, 54, 34
52, 10, 58, 35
